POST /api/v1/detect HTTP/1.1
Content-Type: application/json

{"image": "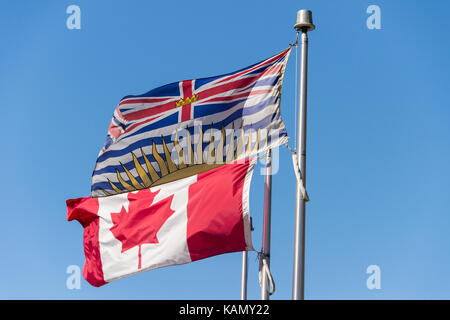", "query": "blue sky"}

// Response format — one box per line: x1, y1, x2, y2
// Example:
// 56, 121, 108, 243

1, 0, 449, 299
